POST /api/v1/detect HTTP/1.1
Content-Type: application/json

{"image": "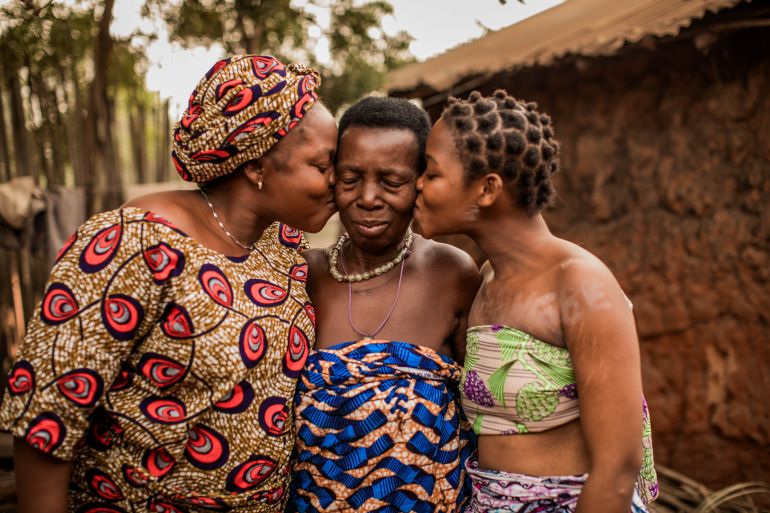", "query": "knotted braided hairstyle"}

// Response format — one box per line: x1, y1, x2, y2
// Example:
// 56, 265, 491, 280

441, 90, 560, 215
